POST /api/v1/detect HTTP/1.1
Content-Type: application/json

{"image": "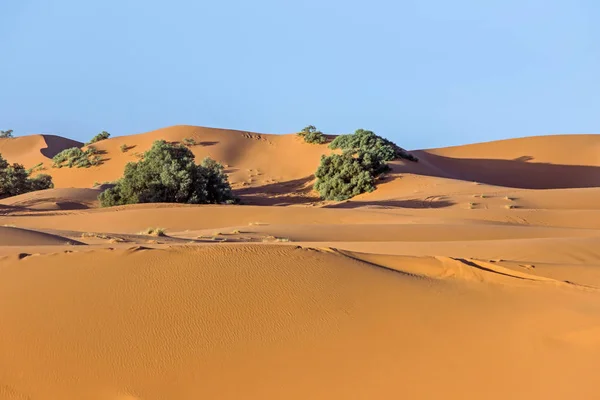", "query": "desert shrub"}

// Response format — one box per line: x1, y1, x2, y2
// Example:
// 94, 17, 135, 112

0, 154, 53, 198
314, 129, 417, 200
52, 146, 101, 168
314, 152, 377, 200
26, 162, 45, 173
298, 125, 326, 144
139, 227, 166, 237
0, 130, 13, 138
99, 140, 235, 207
120, 144, 128, 153
86, 131, 110, 145
329, 129, 418, 163
182, 137, 197, 147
